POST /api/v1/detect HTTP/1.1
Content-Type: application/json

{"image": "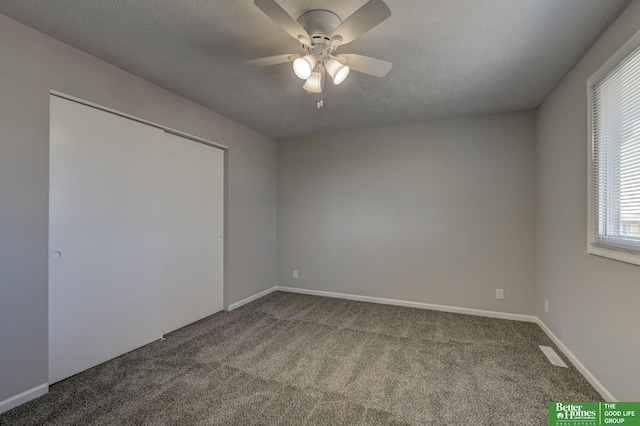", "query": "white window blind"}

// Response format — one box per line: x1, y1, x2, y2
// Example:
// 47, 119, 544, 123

590, 42, 640, 255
